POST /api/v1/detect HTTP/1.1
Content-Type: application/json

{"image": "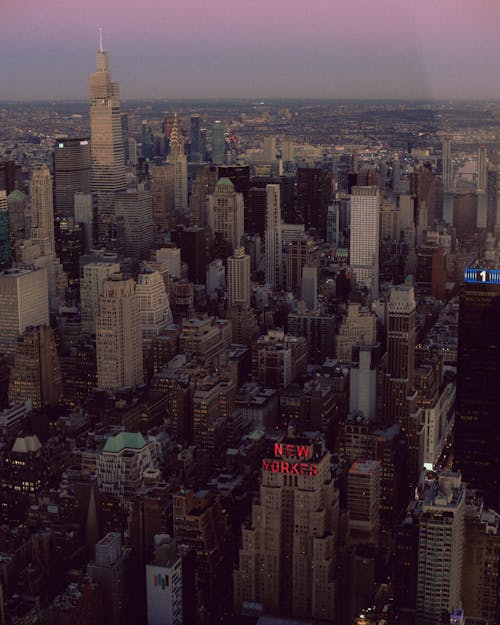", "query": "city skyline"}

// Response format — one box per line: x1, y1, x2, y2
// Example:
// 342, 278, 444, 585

2, 0, 500, 100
